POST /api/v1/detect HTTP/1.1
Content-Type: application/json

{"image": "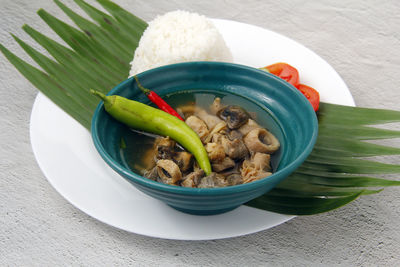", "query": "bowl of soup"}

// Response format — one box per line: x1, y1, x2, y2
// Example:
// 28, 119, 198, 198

91, 62, 318, 215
